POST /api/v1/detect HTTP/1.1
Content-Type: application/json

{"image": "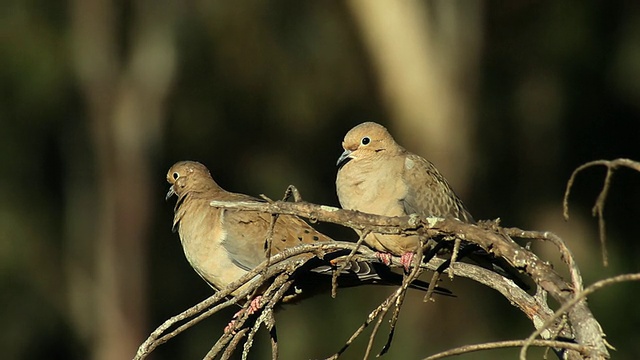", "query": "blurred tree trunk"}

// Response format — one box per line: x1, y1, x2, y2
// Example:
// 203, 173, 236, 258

69, 1, 177, 359
347, 0, 483, 193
